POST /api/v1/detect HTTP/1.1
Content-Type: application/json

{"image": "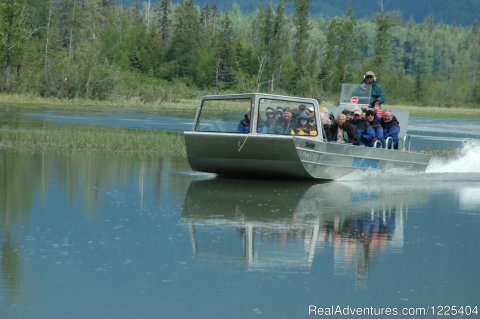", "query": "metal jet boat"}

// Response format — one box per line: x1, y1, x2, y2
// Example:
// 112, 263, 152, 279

184, 86, 430, 180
